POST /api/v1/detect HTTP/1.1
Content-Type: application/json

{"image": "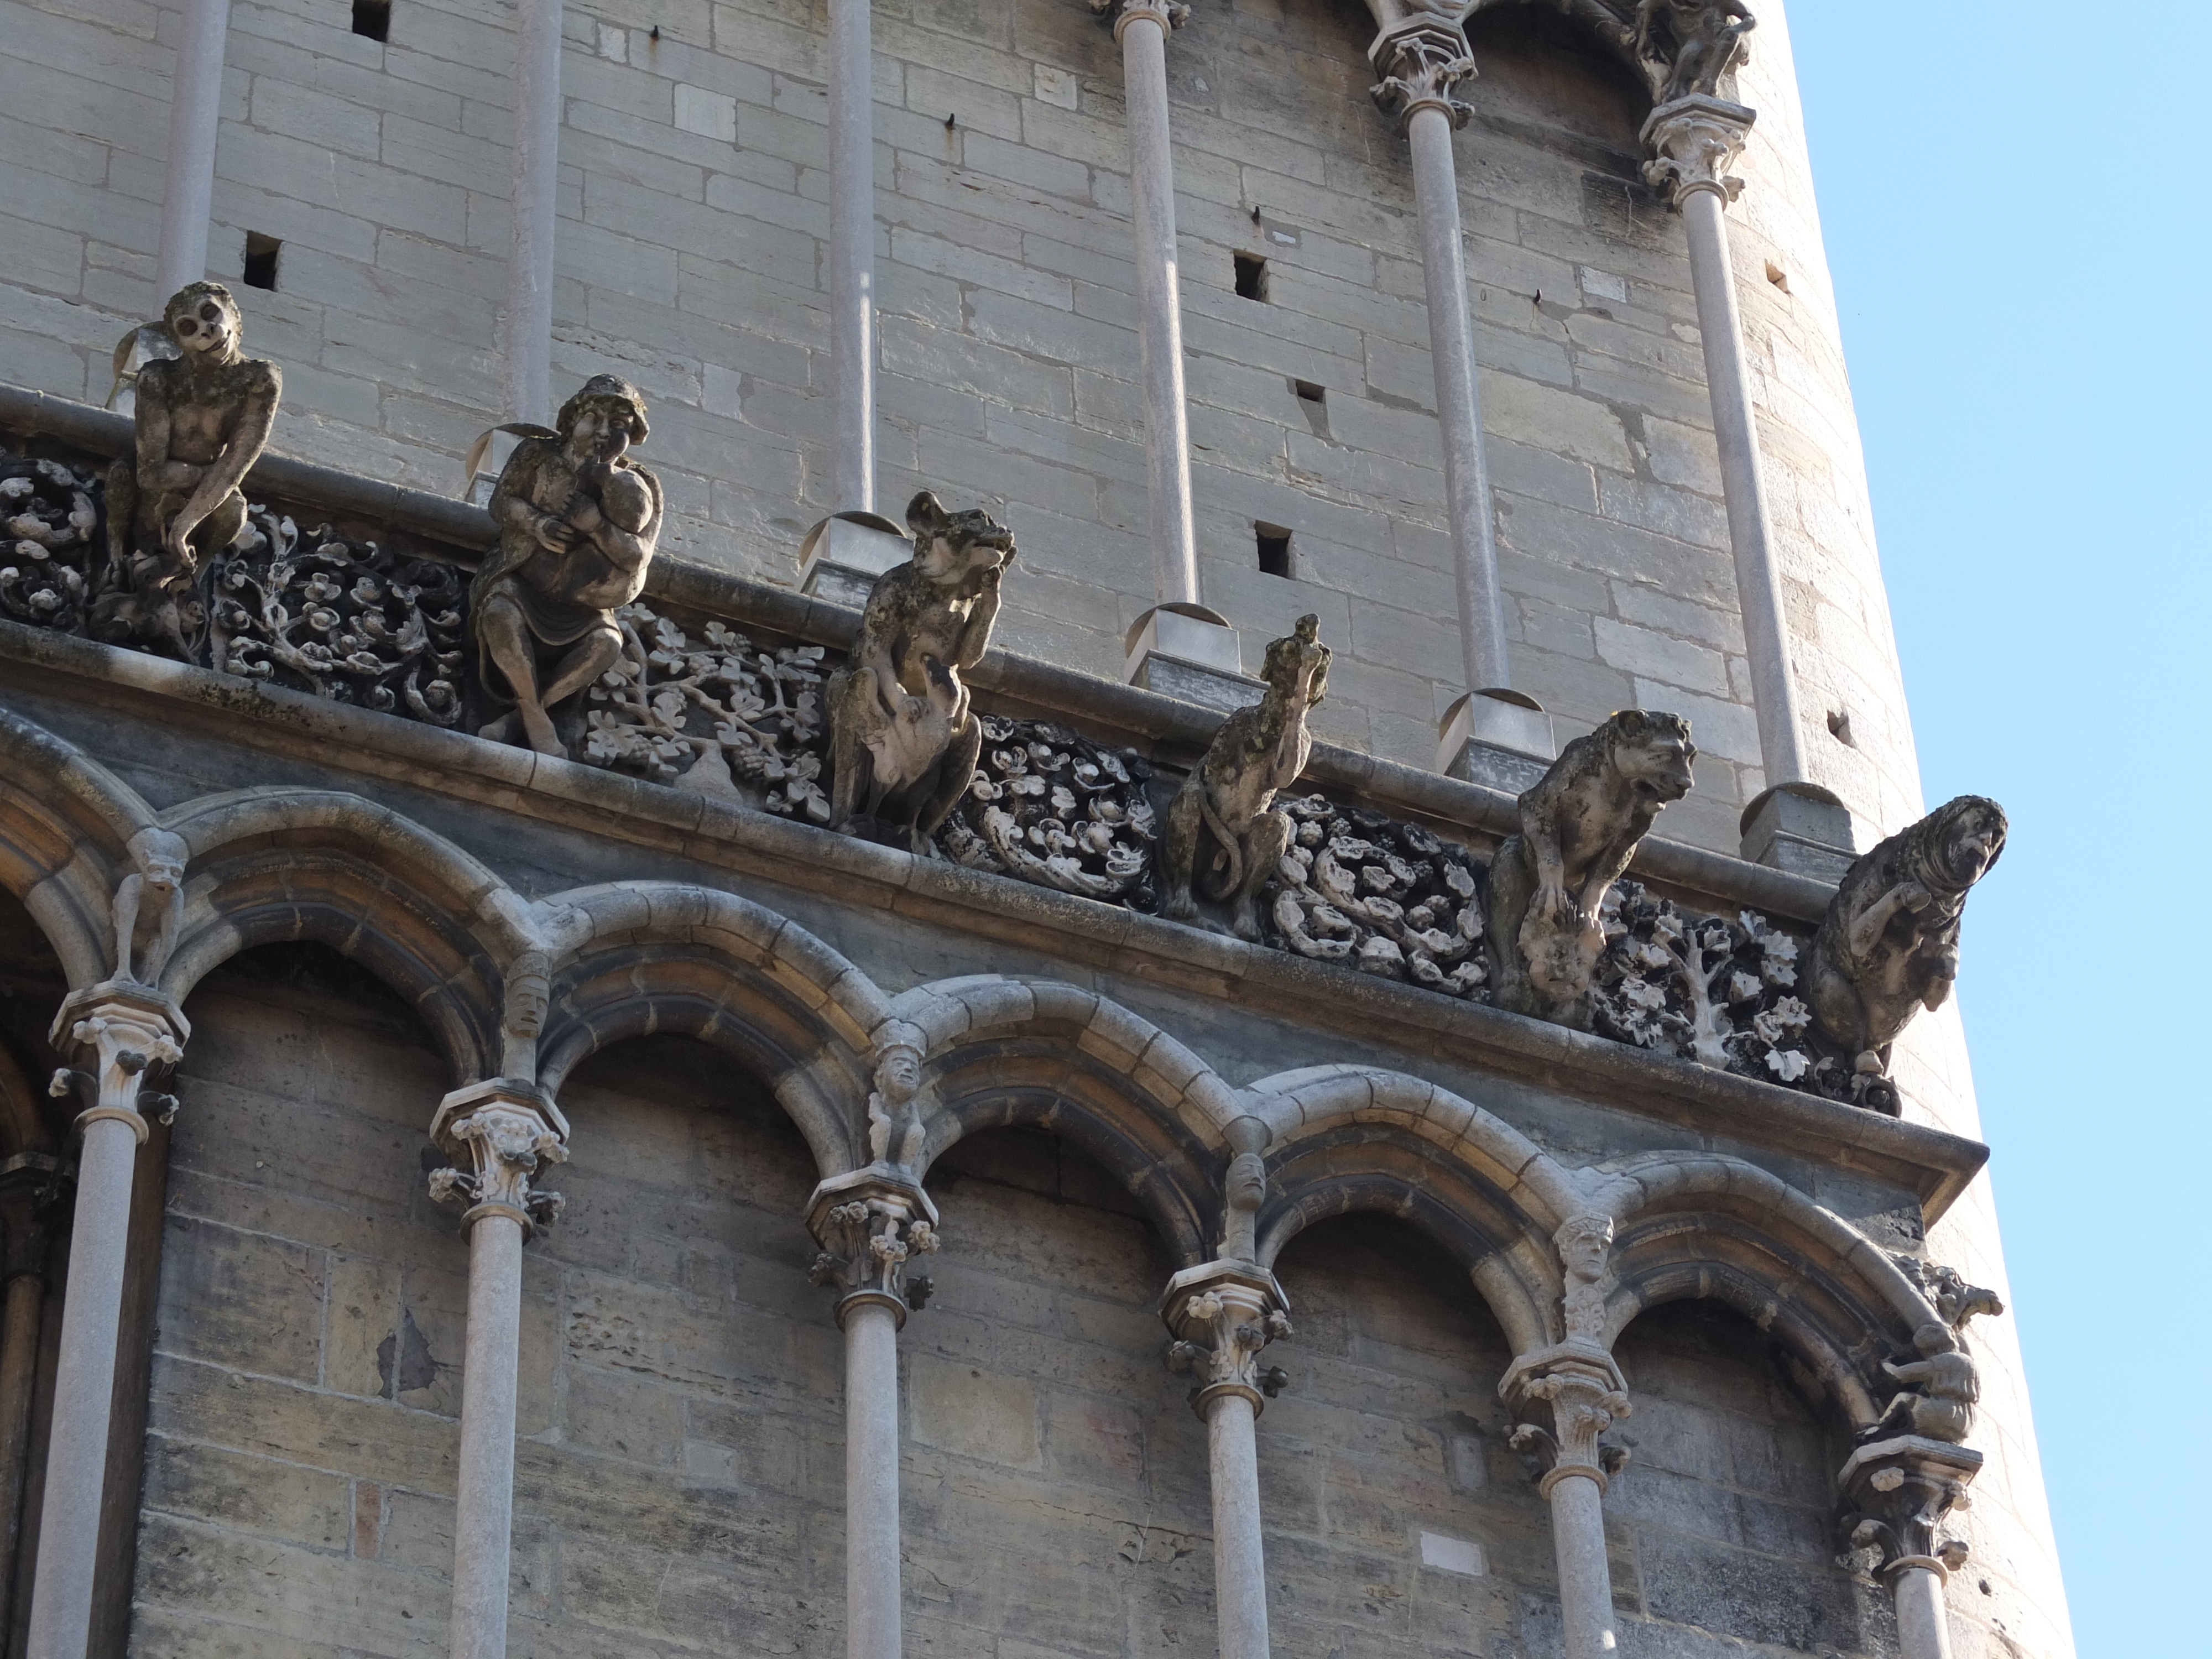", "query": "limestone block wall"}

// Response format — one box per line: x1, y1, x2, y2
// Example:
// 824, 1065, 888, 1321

0, 0, 1912, 852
